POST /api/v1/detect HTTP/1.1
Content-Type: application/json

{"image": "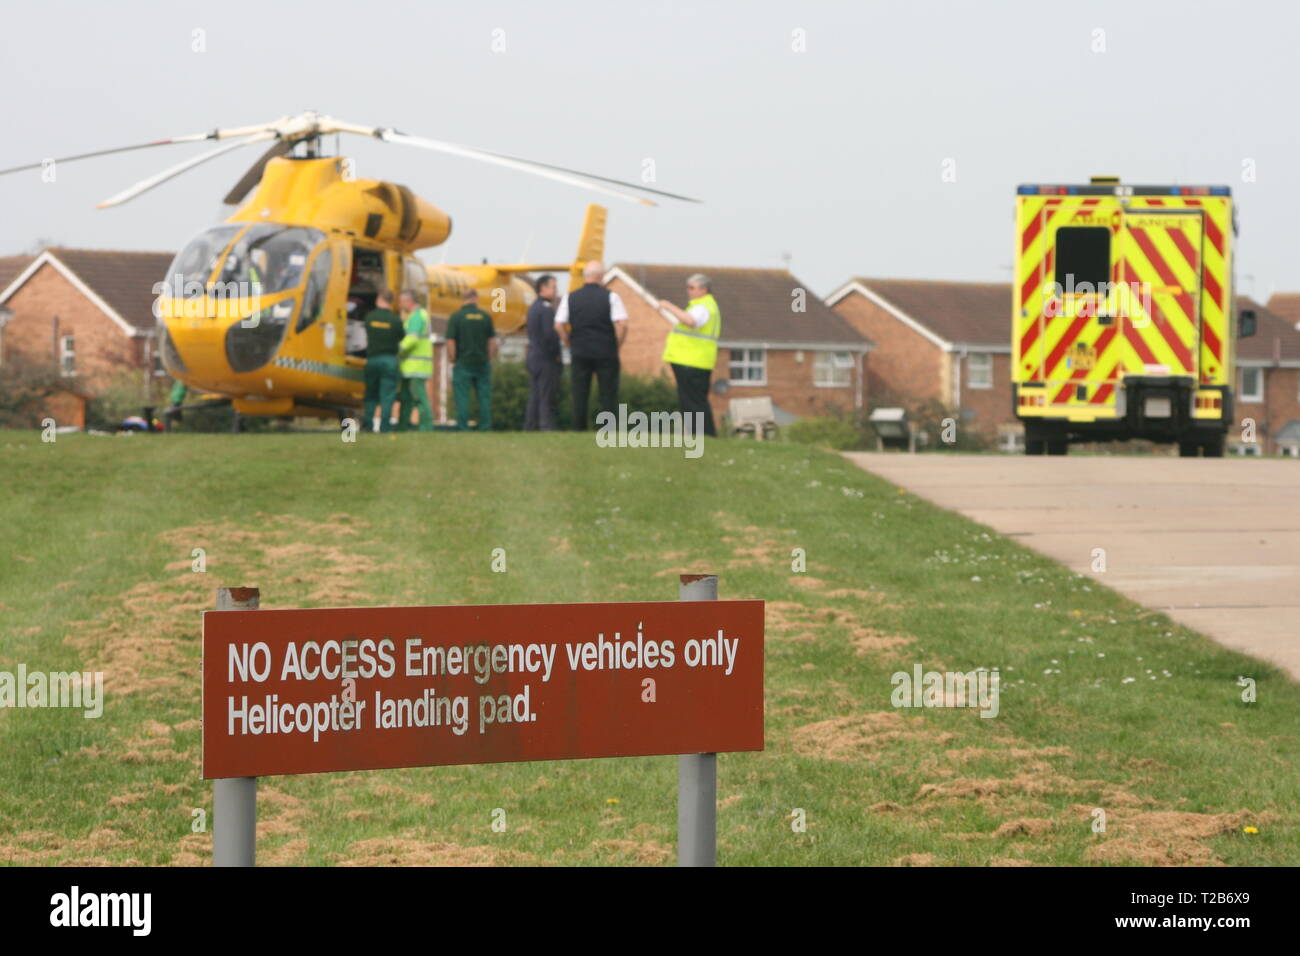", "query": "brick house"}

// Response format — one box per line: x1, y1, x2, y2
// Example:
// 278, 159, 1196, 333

605, 264, 872, 427
0, 248, 174, 424
1236, 296, 1300, 456
826, 278, 1017, 447
1268, 293, 1300, 322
